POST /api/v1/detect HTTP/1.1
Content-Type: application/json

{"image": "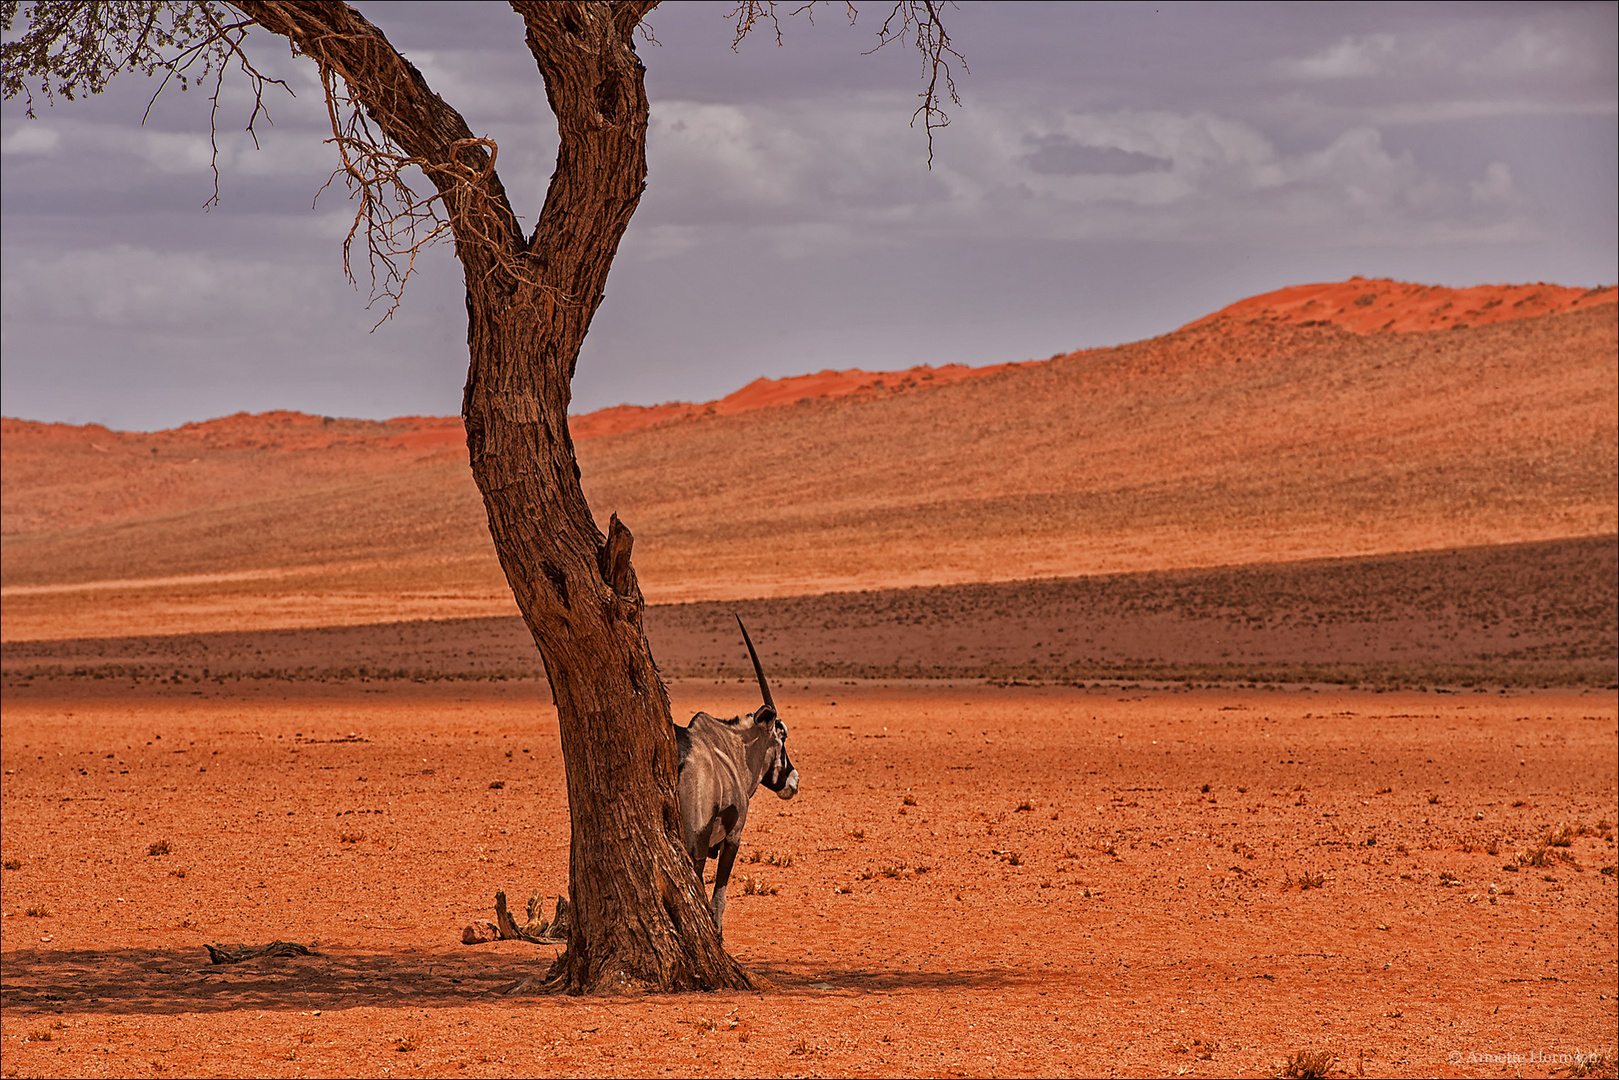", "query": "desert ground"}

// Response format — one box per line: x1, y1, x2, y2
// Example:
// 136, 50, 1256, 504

2, 678, 1615, 1078
3, 279, 1617, 1077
